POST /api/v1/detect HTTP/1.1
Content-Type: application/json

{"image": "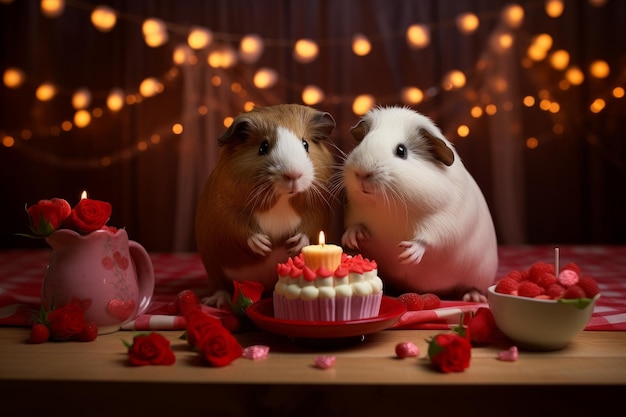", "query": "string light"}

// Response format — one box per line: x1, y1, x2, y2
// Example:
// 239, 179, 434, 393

2, 67, 25, 88
40, 0, 64, 18
71, 88, 92, 110
549, 50, 570, 70
501, 4, 524, 29
293, 39, 319, 64
352, 95, 375, 116
253, 68, 278, 89
352, 34, 371, 56
208, 46, 238, 69
302, 85, 324, 105
91, 6, 117, 32
456, 13, 480, 35
172, 45, 193, 65
187, 27, 213, 50
590, 60, 610, 78
1, 0, 623, 169
545, 0, 564, 18
565, 66, 585, 85
139, 77, 163, 98
35, 83, 56, 101
239, 34, 264, 63
106, 88, 125, 111
142, 18, 168, 47
73, 110, 91, 128
401, 87, 424, 105
406, 24, 430, 49
442, 70, 466, 91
